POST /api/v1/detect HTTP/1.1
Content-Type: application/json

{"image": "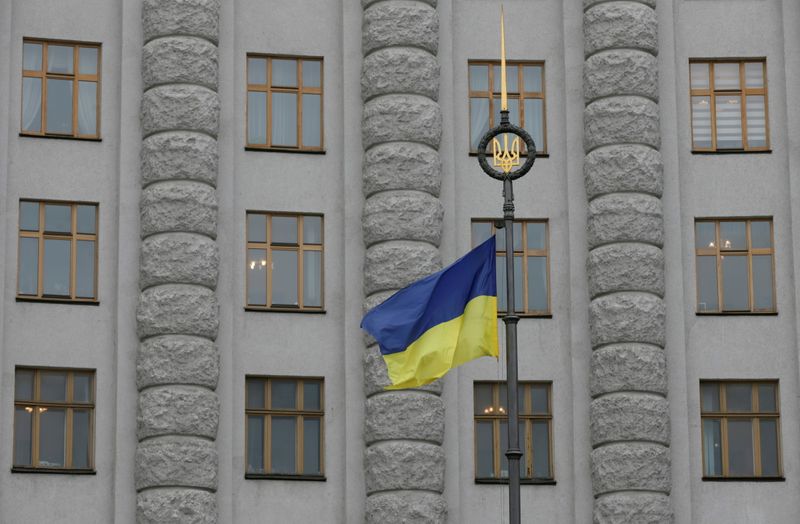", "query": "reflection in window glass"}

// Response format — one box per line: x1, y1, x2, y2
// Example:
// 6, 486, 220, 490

695, 222, 716, 249
246, 249, 267, 306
